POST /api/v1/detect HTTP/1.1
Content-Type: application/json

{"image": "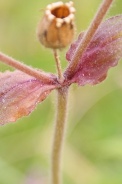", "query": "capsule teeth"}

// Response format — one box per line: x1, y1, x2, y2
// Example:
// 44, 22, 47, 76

56, 18, 64, 28
70, 7, 76, 13
69, 14, 74, 20
63, 13, 74, 24
69, 1, 74, 6
46, 4, 52, 10
52, 1, 64, 9
65, 2, 70, 7
48, 14, 55, 21
45, 9, 55, 21
45, 10, 50, 16
64, 17, 71, 24
56, 18, 64, 23
65, 1, 74, 8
